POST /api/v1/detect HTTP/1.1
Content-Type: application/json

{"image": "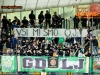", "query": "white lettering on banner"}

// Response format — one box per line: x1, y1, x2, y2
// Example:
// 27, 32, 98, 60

22, 57, 84, 70
14, 28, 87, 37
